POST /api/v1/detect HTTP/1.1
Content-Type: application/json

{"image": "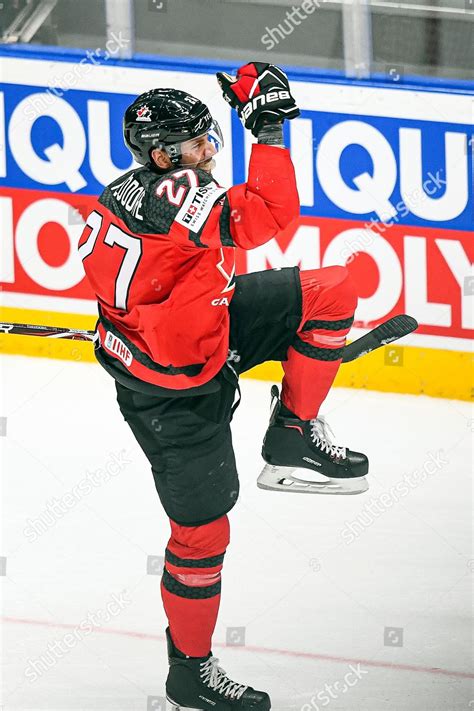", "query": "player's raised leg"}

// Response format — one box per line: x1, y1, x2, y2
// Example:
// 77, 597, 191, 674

259, 266, 369, 495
